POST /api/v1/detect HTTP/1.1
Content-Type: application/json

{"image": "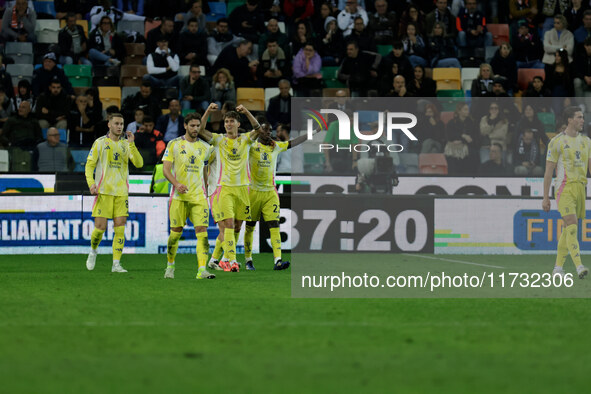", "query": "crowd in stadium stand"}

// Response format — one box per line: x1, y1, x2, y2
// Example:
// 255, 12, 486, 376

0, 0, 589, 177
